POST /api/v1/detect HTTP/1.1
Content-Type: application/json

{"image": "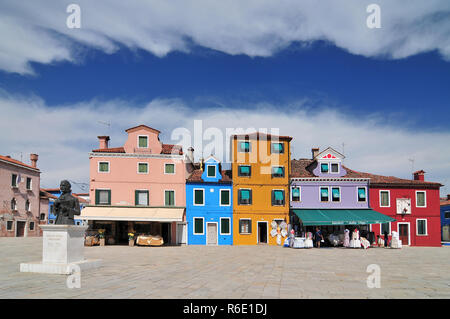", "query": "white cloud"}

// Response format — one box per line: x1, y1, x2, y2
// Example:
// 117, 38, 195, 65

0, 0, 449, 74
0, 94, 448, 195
